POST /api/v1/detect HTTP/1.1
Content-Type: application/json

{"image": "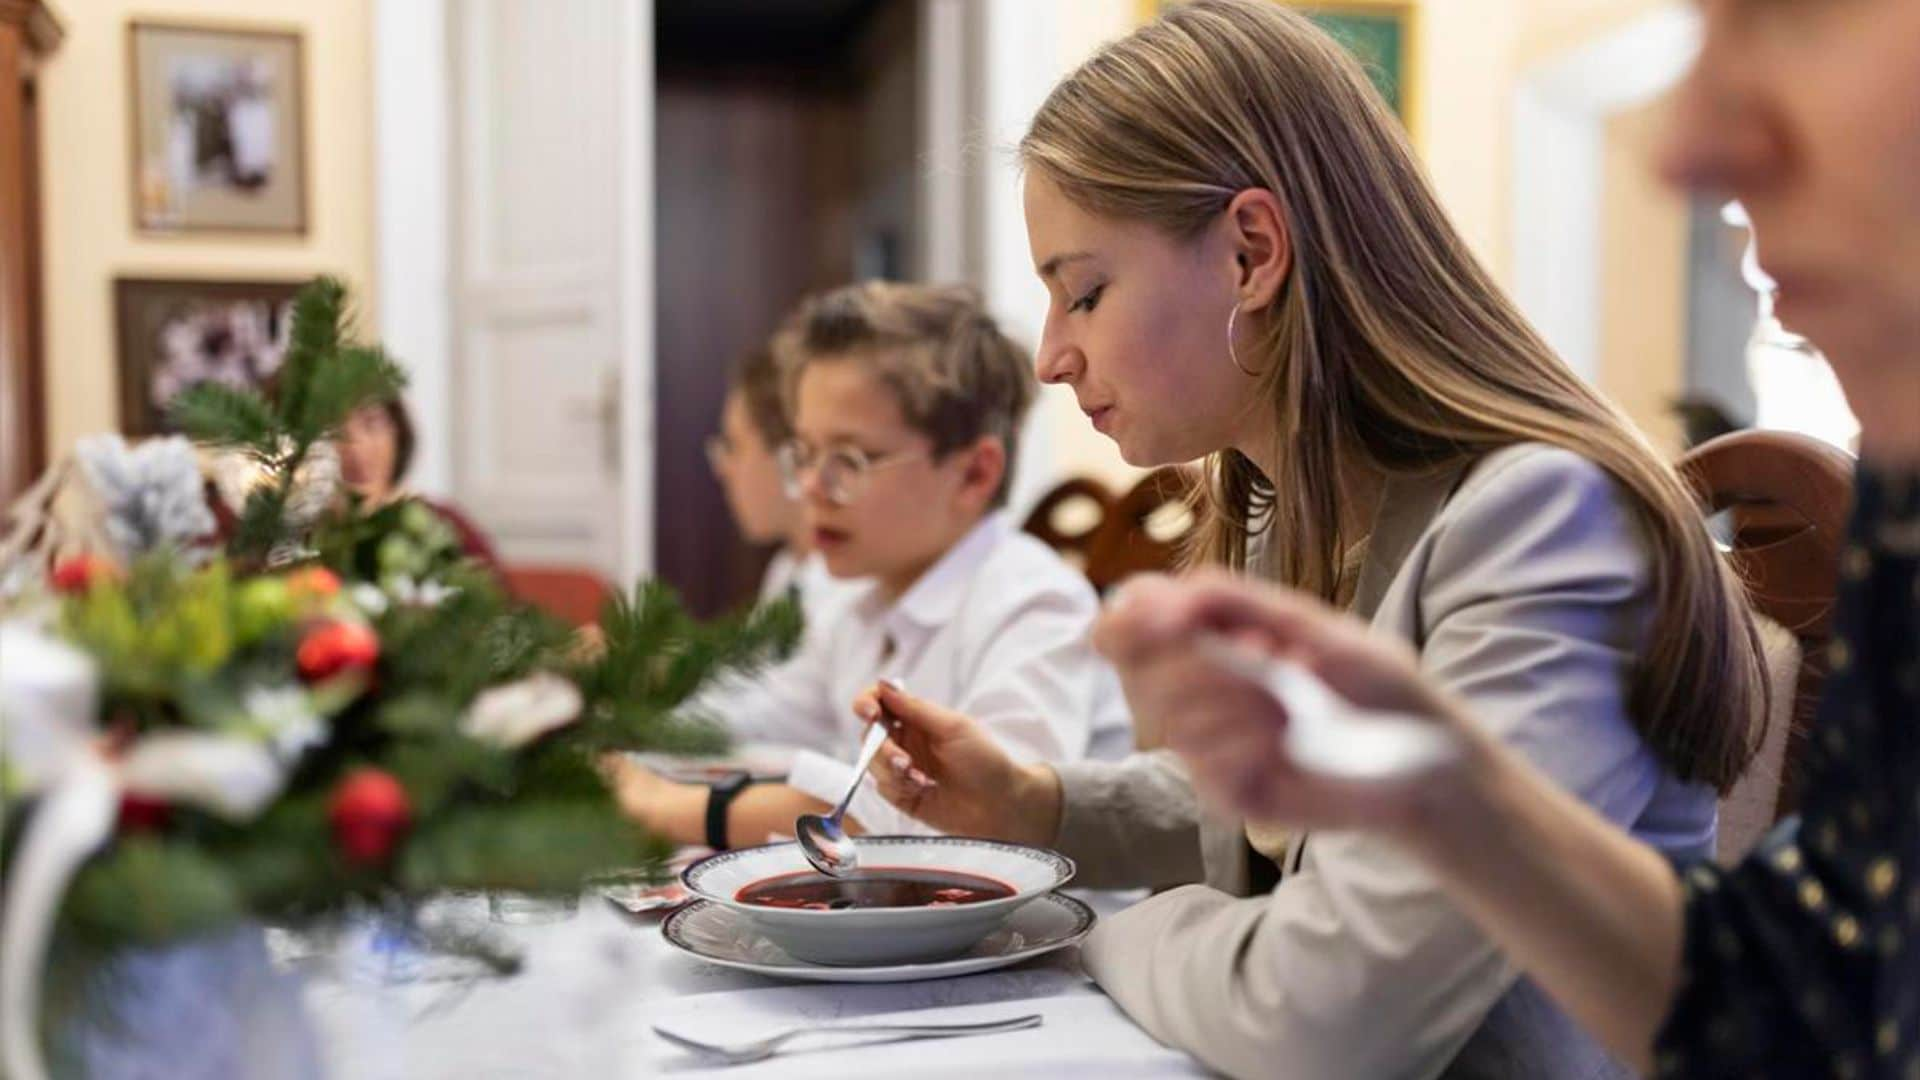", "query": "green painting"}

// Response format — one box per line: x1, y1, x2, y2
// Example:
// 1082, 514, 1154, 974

1148, 2, 1412, 124
1302, 8, 1407, 119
